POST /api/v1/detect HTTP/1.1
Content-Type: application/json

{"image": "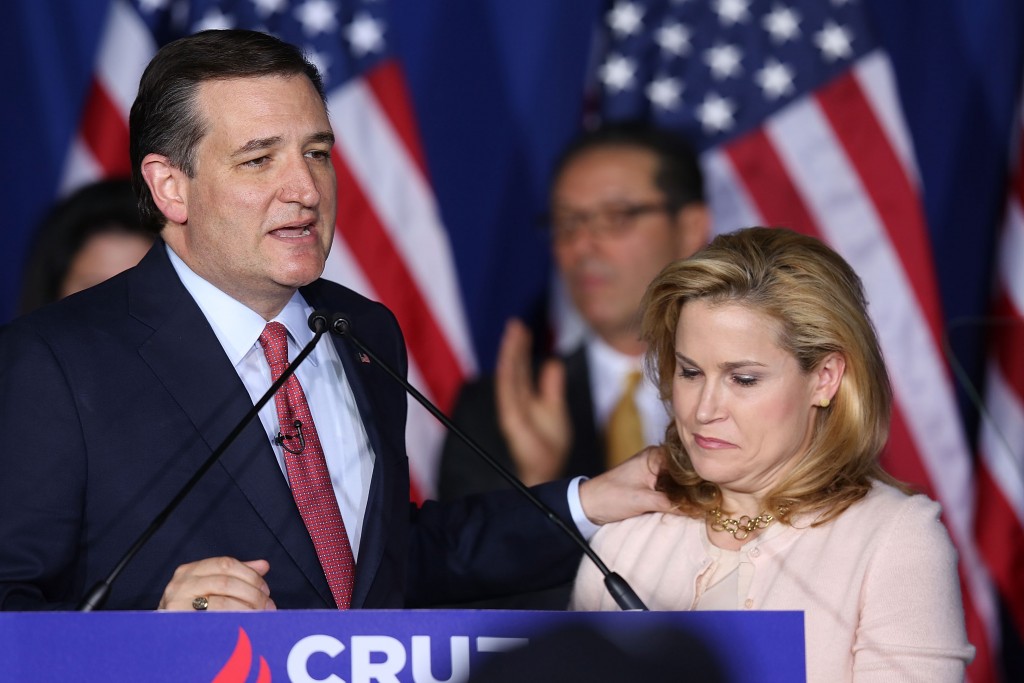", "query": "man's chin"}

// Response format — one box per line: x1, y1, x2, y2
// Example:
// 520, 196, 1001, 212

577, 305, 622, 330
276, 259, 327, 290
